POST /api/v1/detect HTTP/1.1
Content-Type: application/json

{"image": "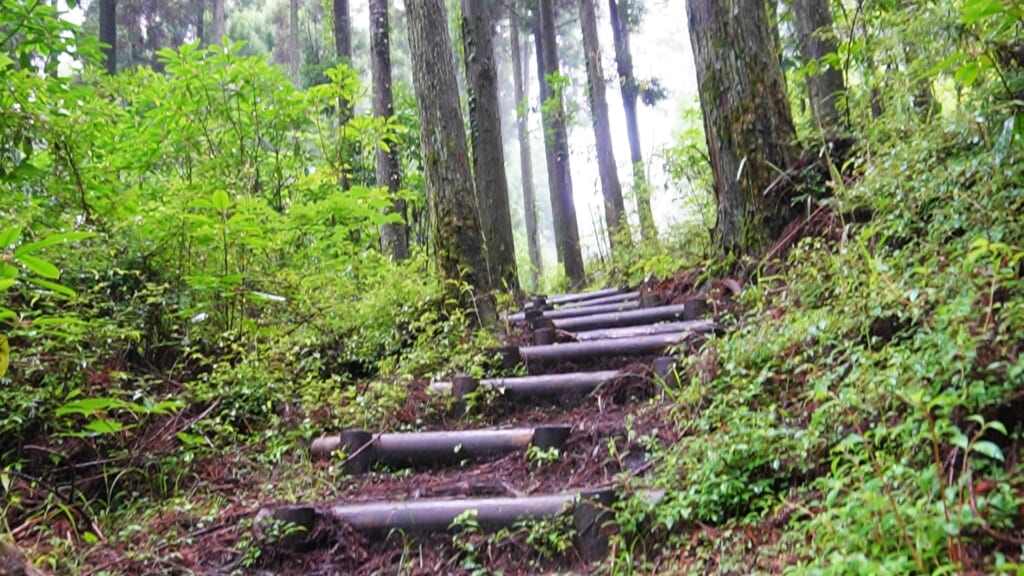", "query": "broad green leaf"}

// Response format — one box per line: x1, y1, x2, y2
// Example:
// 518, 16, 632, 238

0, 227, 21, 247
84, 419, 125, 434
211, 190, 231, 212
14, 231, 95, 256
954, 61, 981, 86
16, 254, 59, 279
0, 334, 8, 379
1, 264, 17, 279
961, 0, 1004, 24
55, 397, 129, 417
0, 279, 15, 291
26, 278, 76, 298
971, 440, 1004, 461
